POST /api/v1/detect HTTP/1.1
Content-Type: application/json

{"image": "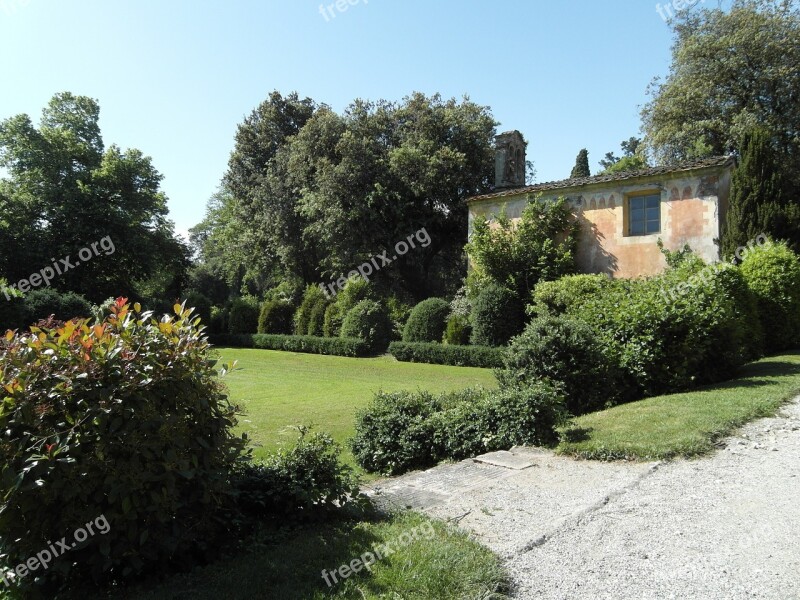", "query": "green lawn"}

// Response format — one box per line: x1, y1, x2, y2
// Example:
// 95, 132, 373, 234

216, 348, 497, 467
557, 352, 800, 460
